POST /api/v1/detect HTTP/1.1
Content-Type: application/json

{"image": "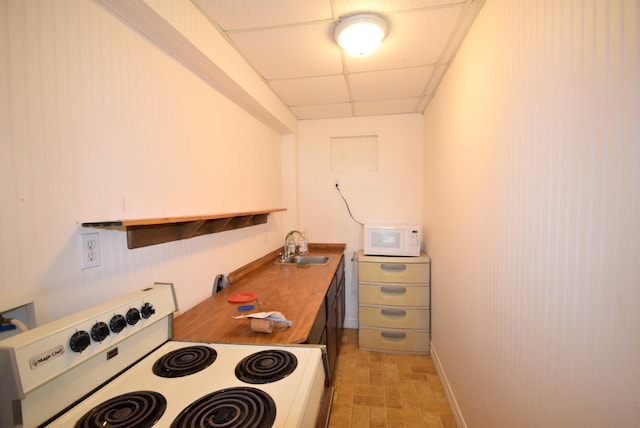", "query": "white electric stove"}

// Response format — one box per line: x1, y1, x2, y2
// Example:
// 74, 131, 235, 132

0, 283, 327, 428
